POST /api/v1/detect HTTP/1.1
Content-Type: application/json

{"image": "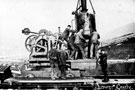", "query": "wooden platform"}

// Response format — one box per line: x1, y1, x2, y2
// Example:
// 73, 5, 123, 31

5, 77, 135, 84
3, 77, 135, 89
67, 59, 135, 63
